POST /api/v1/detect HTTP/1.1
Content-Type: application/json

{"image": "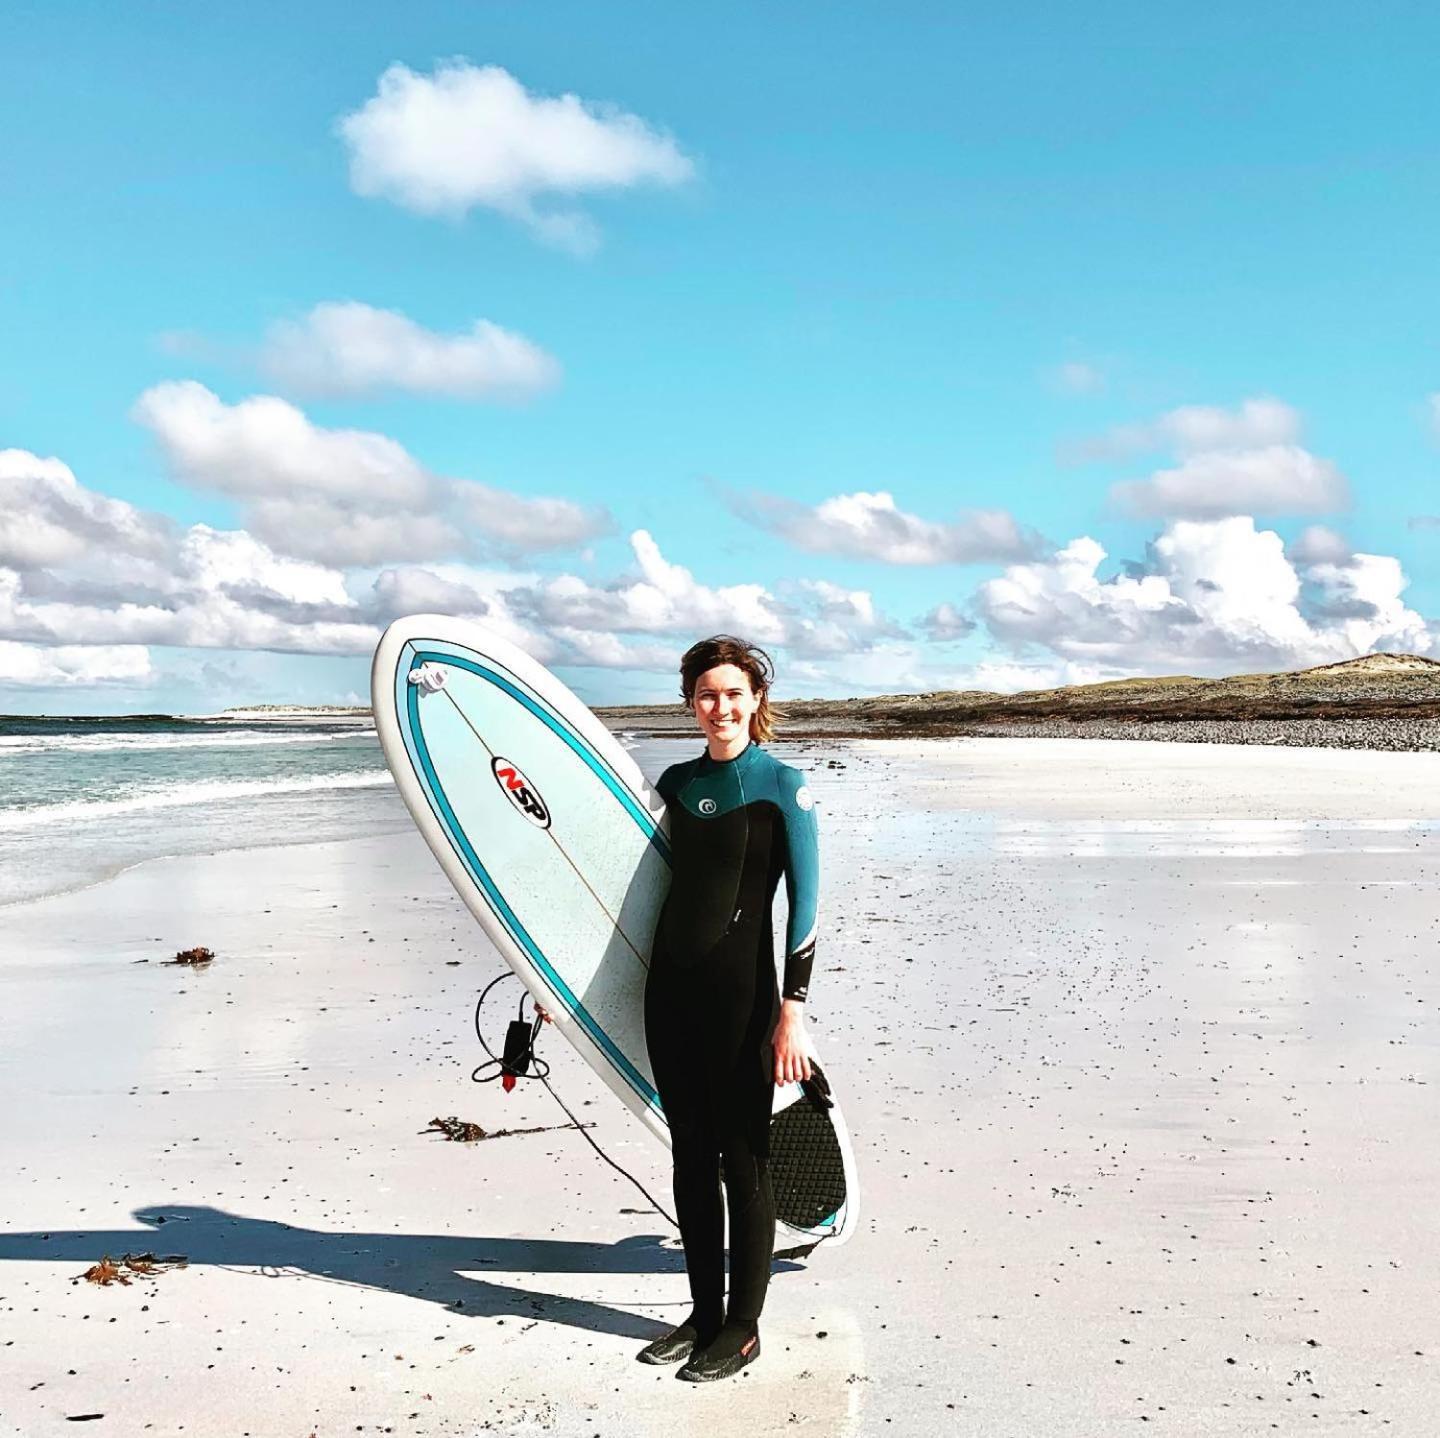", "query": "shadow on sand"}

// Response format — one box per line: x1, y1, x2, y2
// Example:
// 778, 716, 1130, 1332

0, 1204, 801, 1341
